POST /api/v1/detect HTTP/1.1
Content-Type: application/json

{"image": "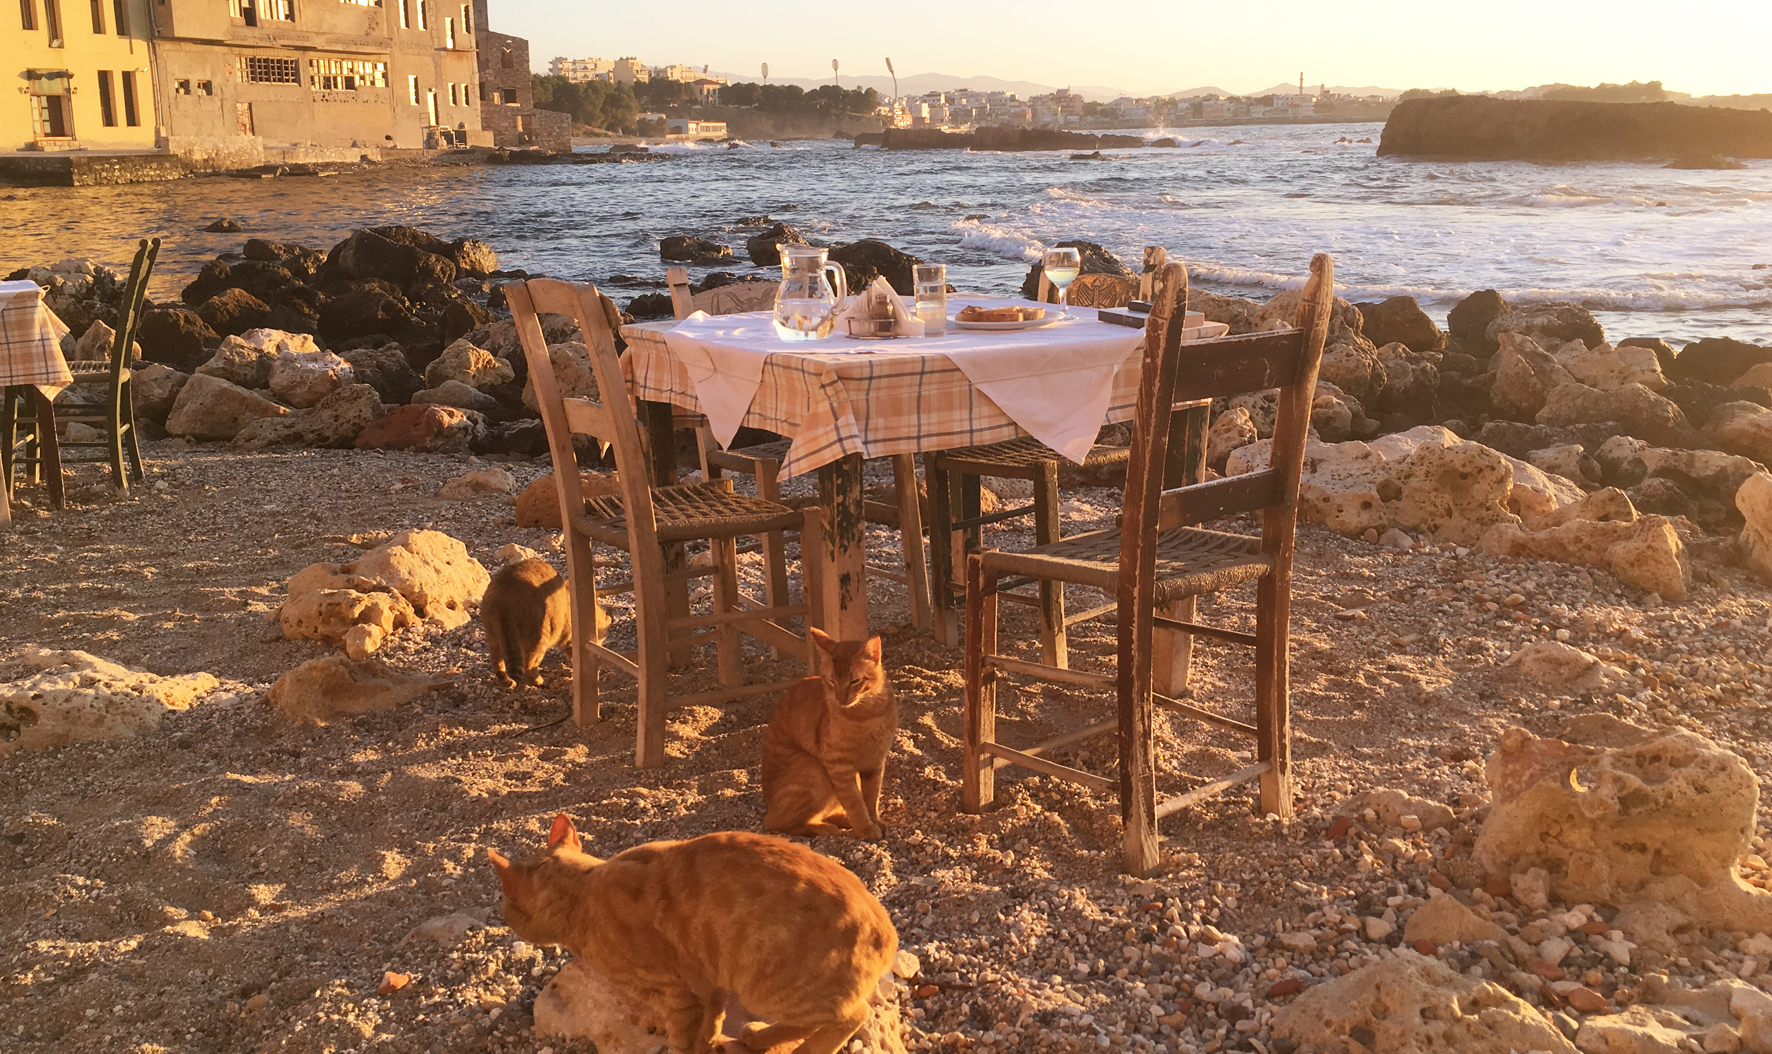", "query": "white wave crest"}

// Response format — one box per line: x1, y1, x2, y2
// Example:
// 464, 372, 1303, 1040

951, 218, 1044, 262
